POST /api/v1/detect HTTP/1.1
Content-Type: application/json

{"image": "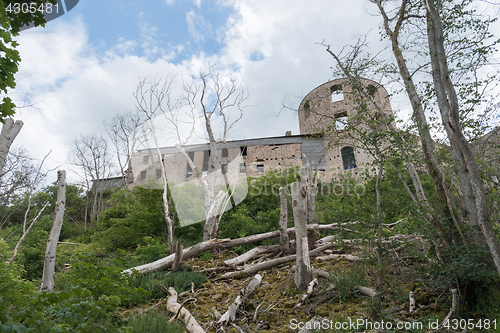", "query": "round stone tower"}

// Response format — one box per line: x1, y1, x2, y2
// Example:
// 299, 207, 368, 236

297, 78, 395, 178
298, 77, 394, 135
